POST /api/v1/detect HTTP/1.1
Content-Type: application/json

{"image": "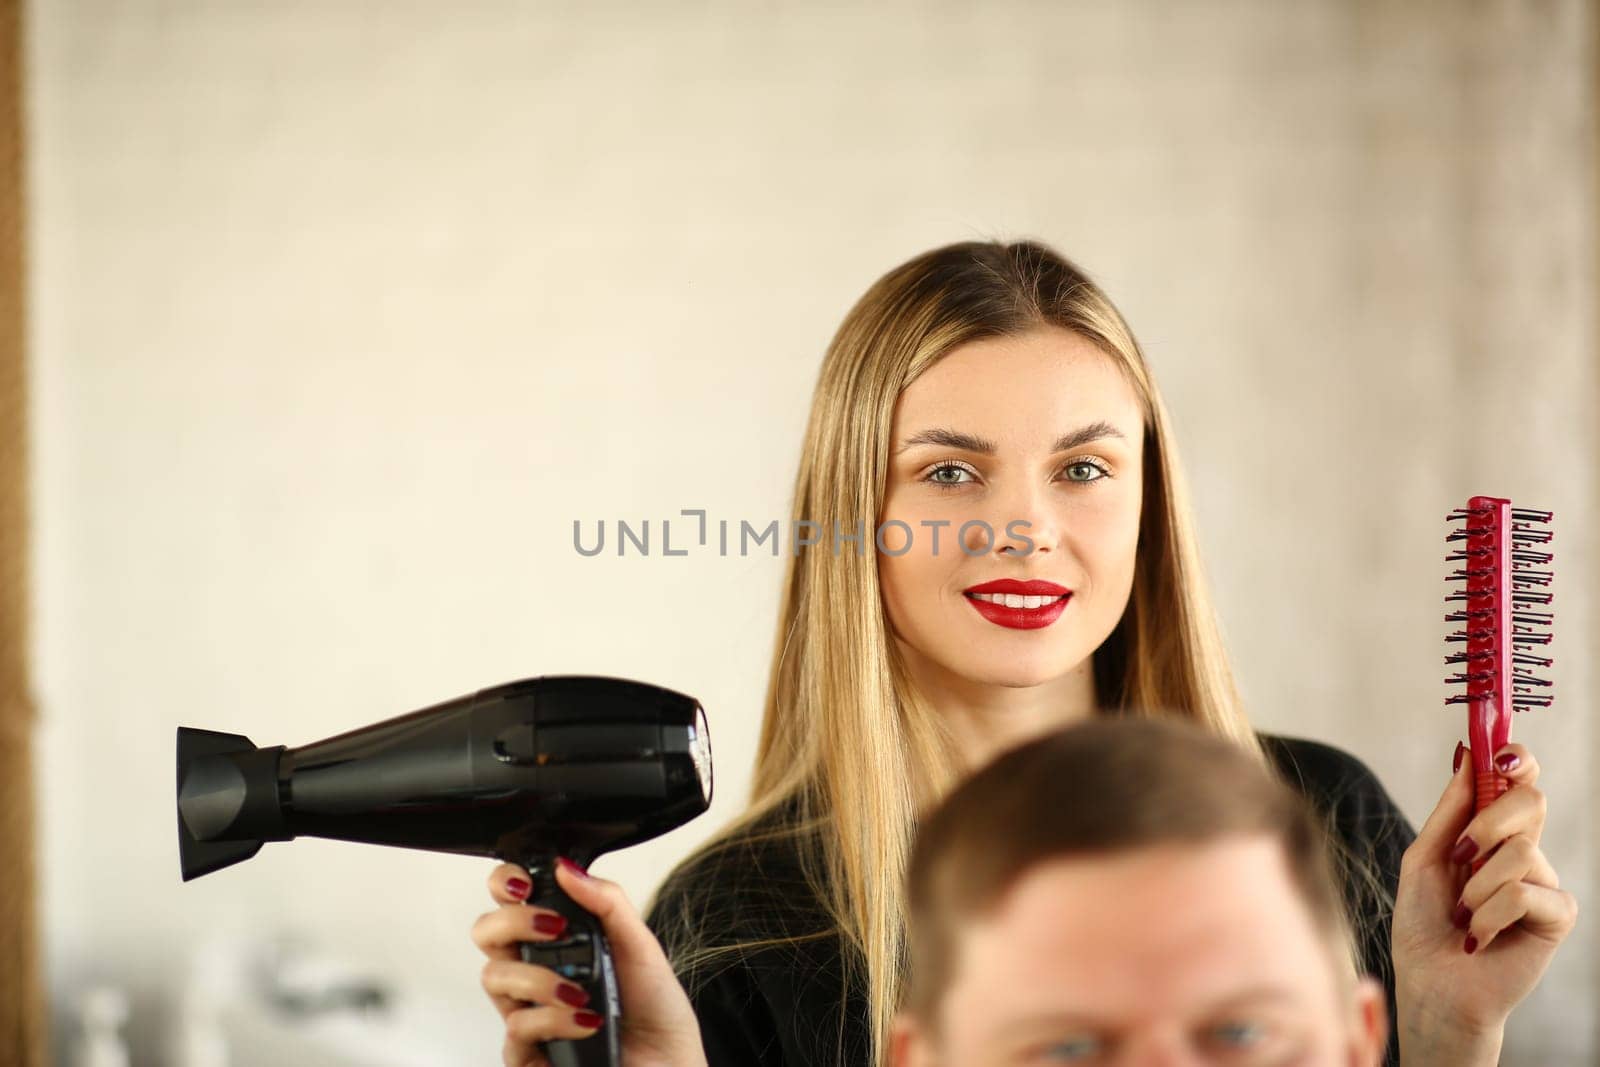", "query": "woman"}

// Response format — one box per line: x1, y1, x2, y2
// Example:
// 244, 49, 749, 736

471, 241, 1574, 1066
